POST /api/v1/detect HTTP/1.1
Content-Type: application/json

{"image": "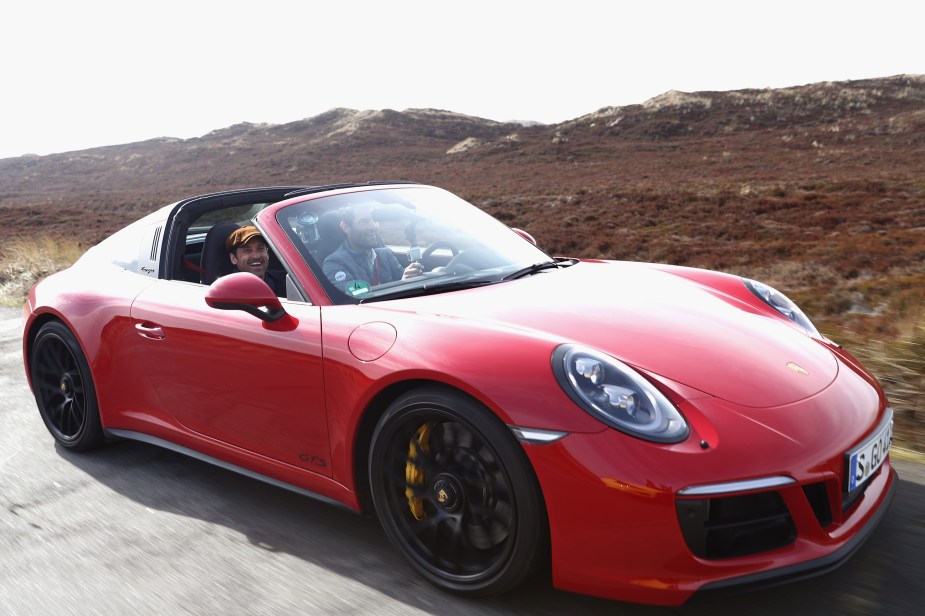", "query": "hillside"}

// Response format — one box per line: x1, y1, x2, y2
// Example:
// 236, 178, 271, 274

2, 75, 924, 450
